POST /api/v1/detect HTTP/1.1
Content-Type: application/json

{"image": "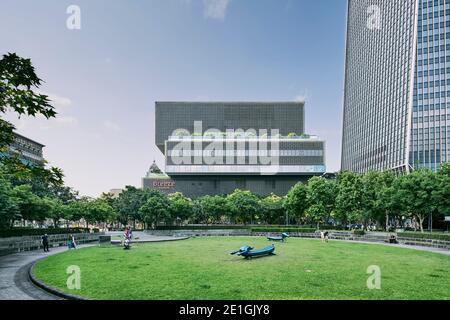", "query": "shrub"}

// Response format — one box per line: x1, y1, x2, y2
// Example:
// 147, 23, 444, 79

353, 230, 366, 236
0, 228, 89, 238
251, 227, 316, 233
397, 232, 450, 241
154, 225, 250, 231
